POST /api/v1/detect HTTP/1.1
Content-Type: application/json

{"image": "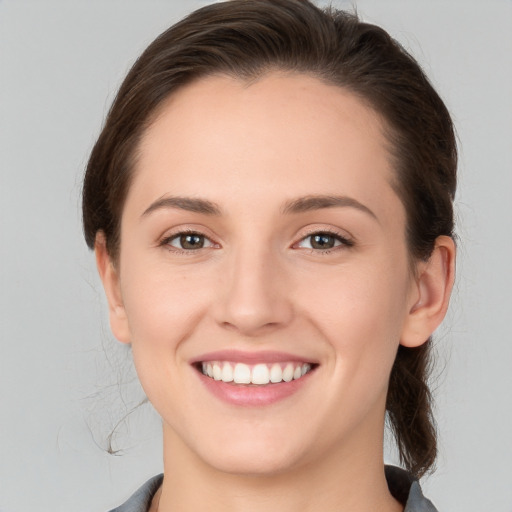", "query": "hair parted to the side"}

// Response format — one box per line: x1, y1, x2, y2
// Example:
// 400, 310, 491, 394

82, 0, 457, 478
